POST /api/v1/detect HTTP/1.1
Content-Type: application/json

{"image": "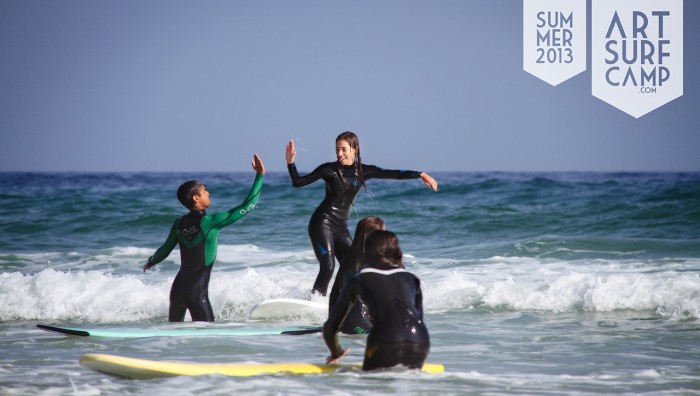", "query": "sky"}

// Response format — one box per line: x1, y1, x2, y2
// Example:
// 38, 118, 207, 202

1, 0, 698, 173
